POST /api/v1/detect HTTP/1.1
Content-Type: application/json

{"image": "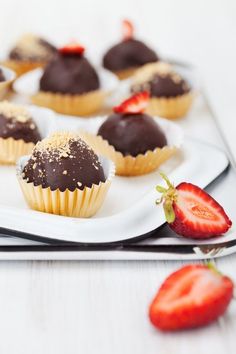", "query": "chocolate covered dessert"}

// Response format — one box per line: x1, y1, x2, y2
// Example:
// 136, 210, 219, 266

32, 43, 105, 116
79, 92, 177, 177
0, 69, 5, 82
103, 20, 158, 79
8, 34, 56, 62
23, 132, 105, 192
131, 62, 193, 119
98, 112, 167, 157
40, 47, 100, 95
0, 101, 41, 143
132, 71, 190, 98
